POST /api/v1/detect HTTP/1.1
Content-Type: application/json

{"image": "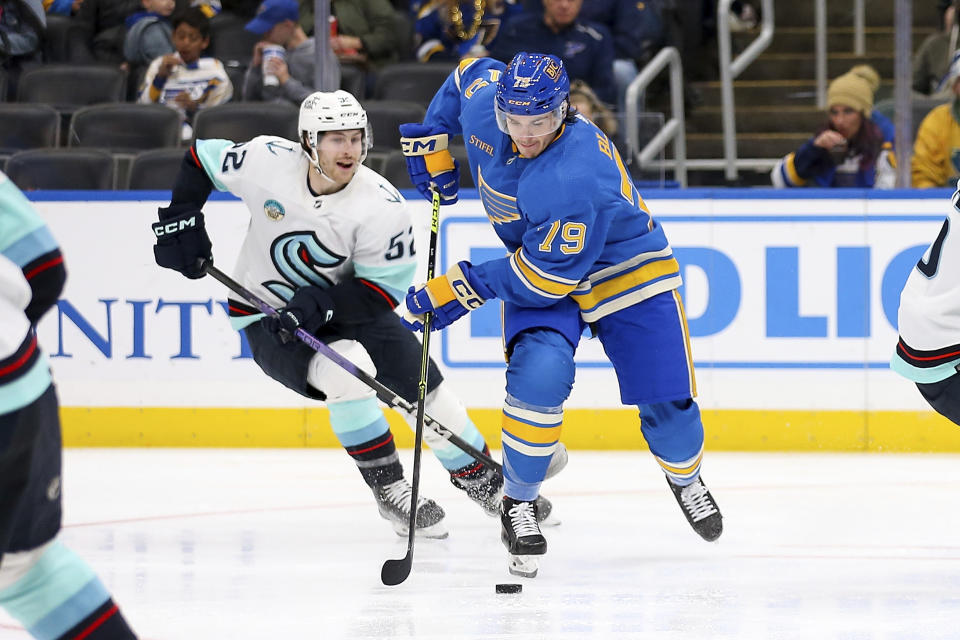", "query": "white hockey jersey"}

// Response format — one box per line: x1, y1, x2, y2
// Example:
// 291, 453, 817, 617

193, 136, 417, 328
138, 56, 233, 113
891, 187, 960, 383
